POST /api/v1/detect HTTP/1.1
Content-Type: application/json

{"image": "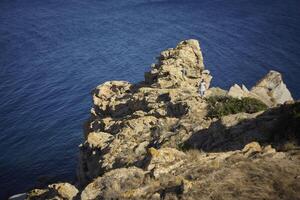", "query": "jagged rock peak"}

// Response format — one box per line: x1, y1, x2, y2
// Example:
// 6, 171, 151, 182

145, 39, 212, 89
251, 70, 294, 106
228, 70, 293, 107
